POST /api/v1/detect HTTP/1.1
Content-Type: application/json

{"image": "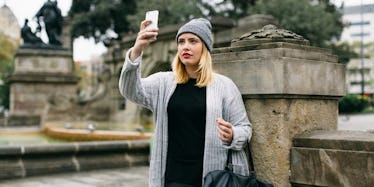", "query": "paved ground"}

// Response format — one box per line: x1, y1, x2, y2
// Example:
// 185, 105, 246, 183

0, 166, 149, 187
1, 114, 373, 187
338, 113, 374, 131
